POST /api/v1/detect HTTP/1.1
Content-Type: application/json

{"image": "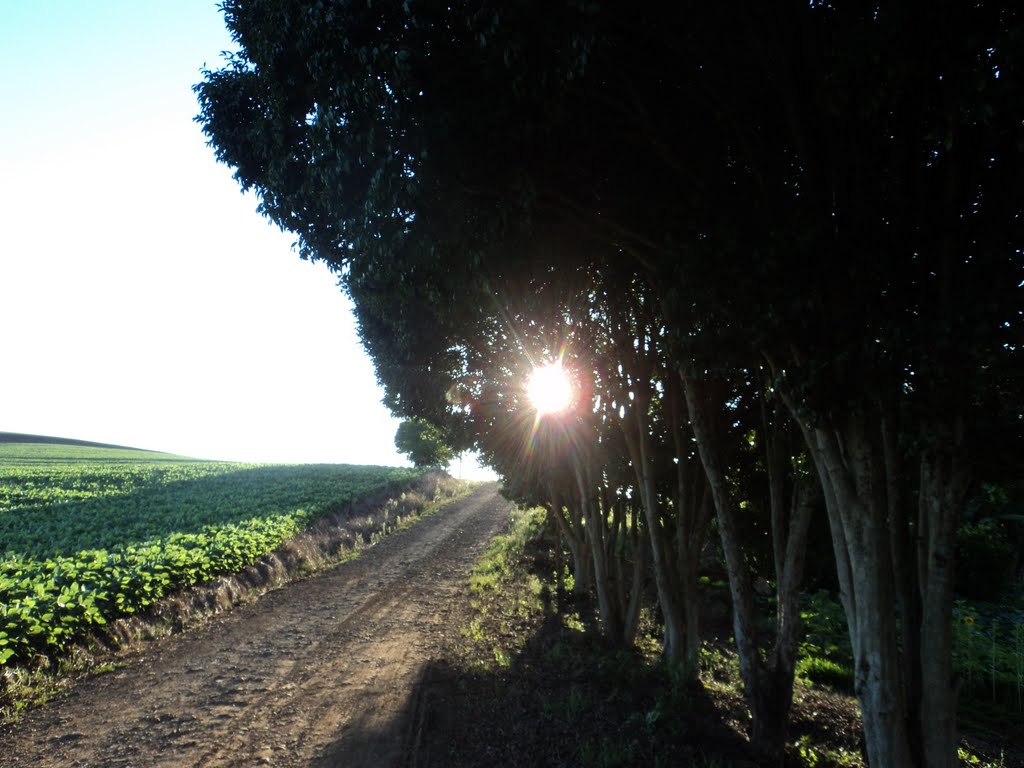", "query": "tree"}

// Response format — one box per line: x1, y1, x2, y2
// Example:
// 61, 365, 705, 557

658, 8, 1023, 765
197, 2, 1024, 765
394, 418, 454, 468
